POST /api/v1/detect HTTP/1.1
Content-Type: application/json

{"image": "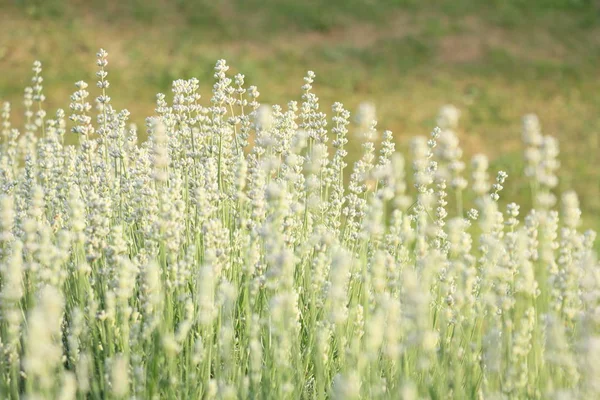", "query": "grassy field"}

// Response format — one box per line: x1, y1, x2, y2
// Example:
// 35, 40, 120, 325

0, 0, 599, 231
